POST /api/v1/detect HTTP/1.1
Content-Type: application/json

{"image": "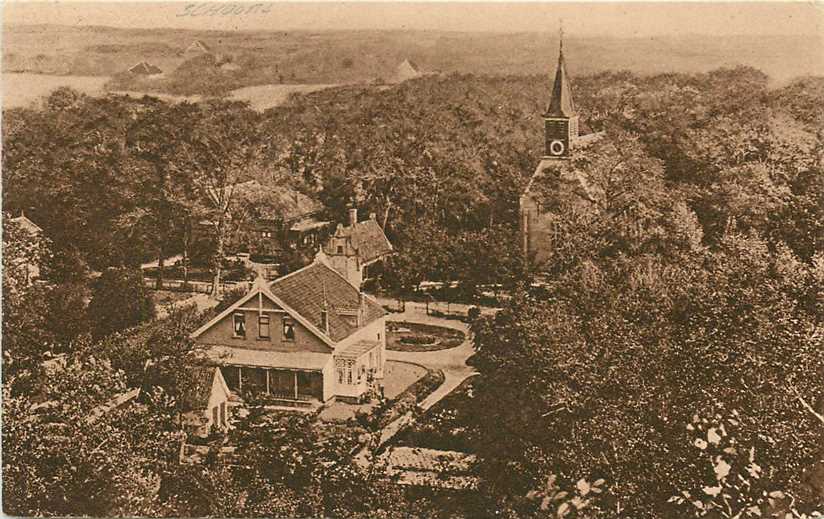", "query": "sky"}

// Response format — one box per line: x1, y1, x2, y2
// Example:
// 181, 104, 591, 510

3, 1, 822, 37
